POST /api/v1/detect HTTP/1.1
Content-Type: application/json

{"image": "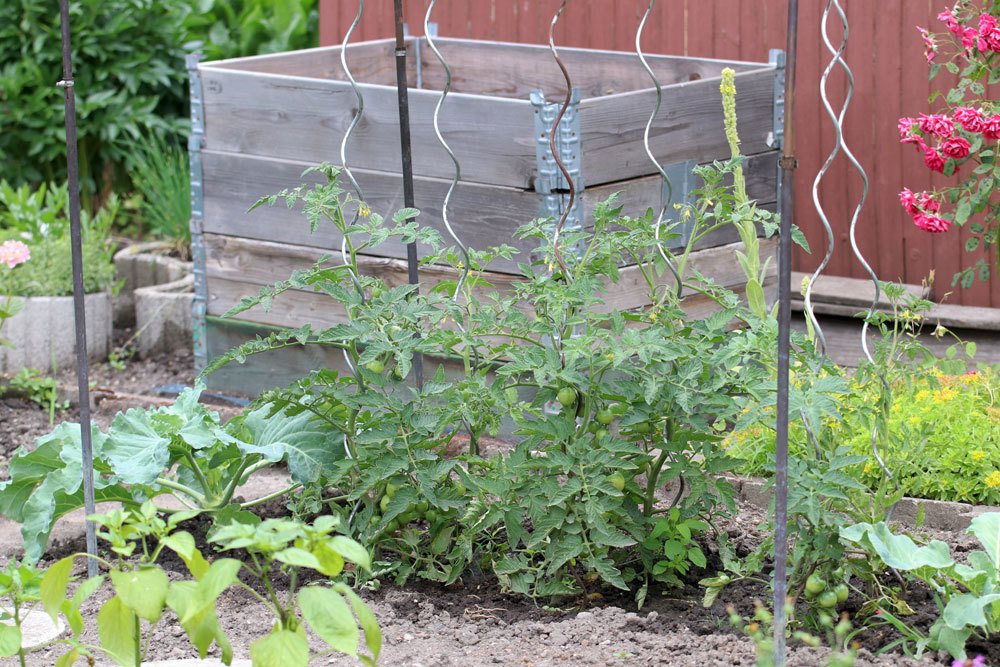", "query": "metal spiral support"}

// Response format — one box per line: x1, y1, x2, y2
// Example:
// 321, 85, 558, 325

547, 0, 577, 281
636, 0, 683, 301
812, 0, 892, 483
424, 0, 471, 302
337, 0, 368, 389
